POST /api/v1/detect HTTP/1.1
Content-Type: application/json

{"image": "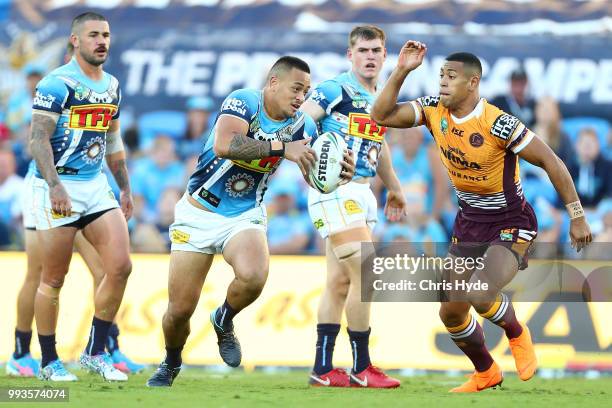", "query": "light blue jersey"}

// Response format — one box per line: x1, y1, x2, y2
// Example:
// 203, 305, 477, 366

307, 71, 386, 179
187, 88, 318, 217
32, 58, 121, 181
